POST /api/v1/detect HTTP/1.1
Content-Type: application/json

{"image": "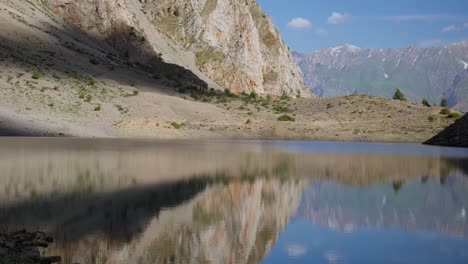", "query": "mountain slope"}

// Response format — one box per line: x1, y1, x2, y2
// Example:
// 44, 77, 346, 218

294, 42, 468, 110
0, 0, 455, 141
424, 114, 468, 147
43, 0, 310, 97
